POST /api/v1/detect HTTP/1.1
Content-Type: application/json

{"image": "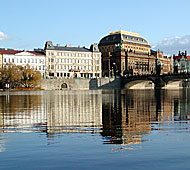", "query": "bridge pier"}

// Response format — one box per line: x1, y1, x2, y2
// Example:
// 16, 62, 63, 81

151, 76, 167, 89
